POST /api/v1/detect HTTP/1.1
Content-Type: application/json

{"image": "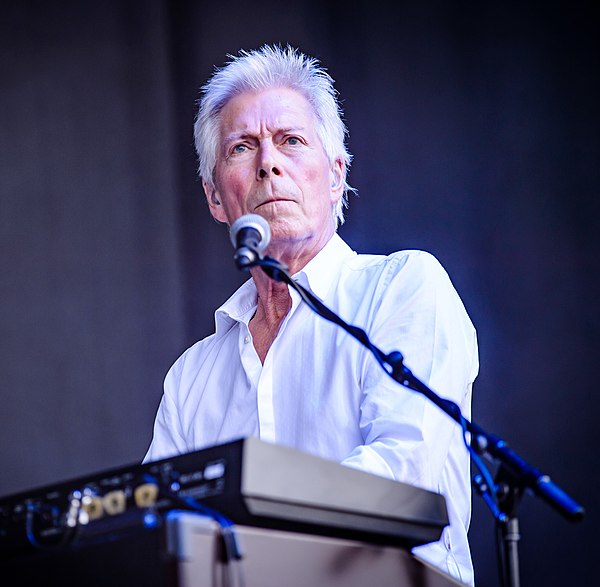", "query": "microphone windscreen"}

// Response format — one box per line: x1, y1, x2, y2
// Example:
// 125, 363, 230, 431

230, 214, 271, 253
